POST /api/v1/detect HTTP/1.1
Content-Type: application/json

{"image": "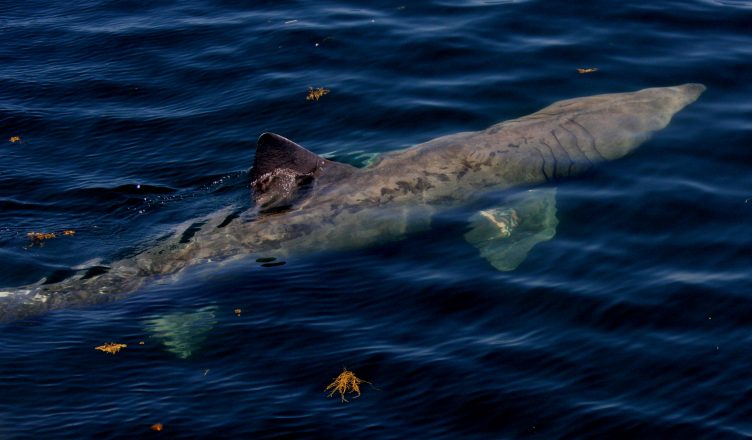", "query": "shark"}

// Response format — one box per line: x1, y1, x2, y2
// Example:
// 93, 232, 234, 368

0, 83, 705, 322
